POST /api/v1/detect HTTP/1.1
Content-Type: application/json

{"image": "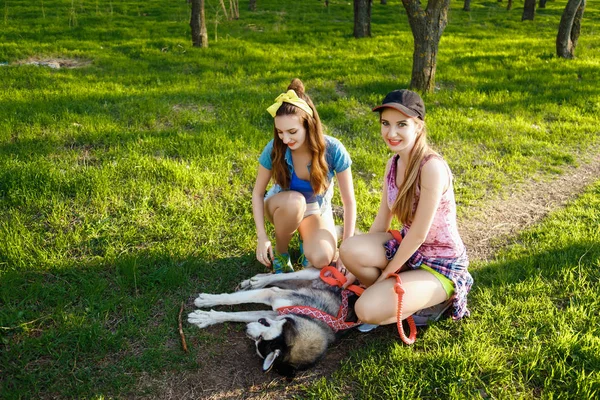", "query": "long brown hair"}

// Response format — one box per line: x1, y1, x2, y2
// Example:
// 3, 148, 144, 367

390, 120, 438, 225
271, 79, 329, 195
